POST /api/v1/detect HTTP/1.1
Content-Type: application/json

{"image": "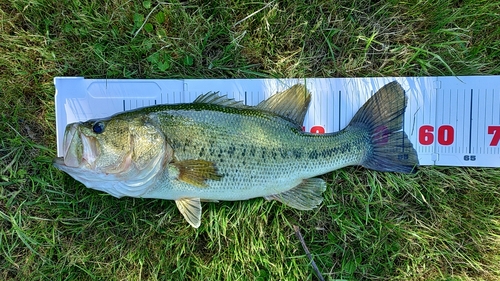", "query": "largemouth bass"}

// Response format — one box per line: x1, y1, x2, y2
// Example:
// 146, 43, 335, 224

54, 81, 419, 227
